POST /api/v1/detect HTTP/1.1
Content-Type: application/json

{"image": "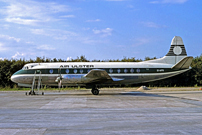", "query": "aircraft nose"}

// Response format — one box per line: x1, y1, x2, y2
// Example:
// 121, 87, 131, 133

11, 75, 18, 83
